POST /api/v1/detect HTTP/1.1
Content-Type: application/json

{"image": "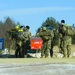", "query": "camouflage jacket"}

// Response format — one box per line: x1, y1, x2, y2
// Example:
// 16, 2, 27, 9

59, 24, 74, 40
36, 30, 52, 41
